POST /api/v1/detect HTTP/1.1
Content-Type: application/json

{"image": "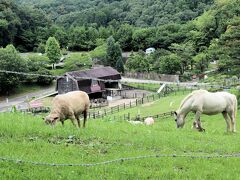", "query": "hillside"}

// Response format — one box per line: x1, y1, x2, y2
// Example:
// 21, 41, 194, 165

1, 91, 240, 179
0, 0, 239, 84
15, 0, 213, 27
